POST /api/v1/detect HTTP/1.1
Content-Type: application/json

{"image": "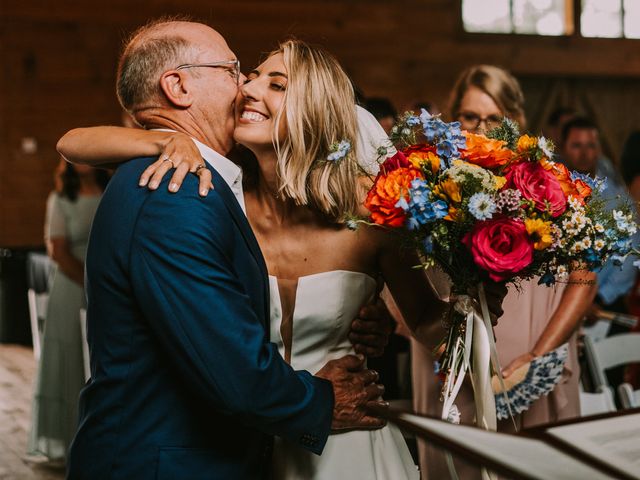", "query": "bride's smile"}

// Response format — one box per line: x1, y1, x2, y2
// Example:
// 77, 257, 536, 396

234, 52, 288, 152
